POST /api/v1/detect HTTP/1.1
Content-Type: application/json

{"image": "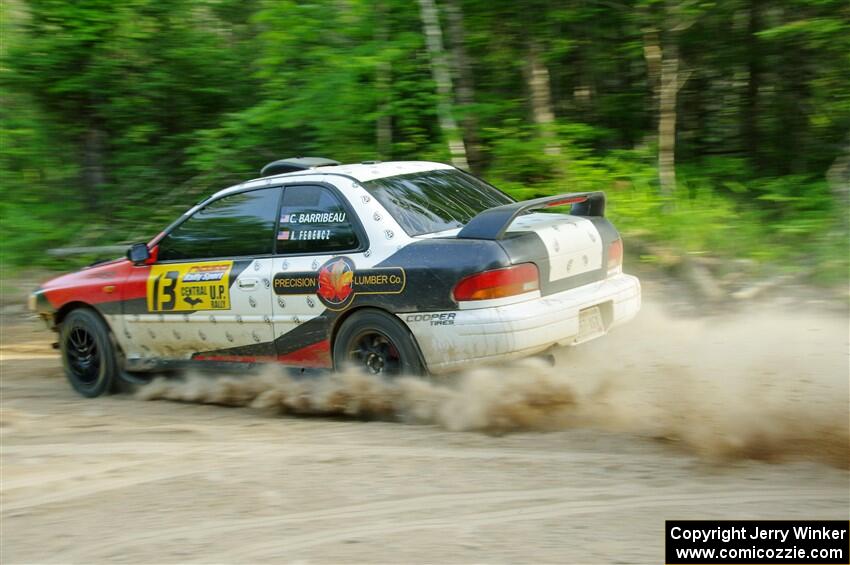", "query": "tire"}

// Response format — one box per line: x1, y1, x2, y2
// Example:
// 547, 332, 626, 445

59, 308, 121, 397
333, 310, 426, 377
